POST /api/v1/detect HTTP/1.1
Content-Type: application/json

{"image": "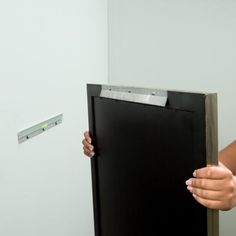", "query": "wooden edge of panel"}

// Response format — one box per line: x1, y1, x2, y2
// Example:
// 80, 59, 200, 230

205, 93, 219, 236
